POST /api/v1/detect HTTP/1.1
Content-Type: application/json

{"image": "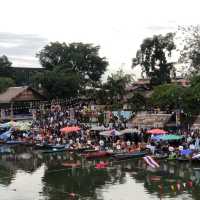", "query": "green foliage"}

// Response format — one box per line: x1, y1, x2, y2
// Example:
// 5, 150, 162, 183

181, 75, 200, 114
0, 77, 15, 93
128, 92, 146, 112
178, 25, 200, 75
104, 69, 134, 104
150, 84, 185, 110
37, 42, 108, 84
132, 33, 176, 86
0, 55, 13, 78
32, 70, 80, 99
